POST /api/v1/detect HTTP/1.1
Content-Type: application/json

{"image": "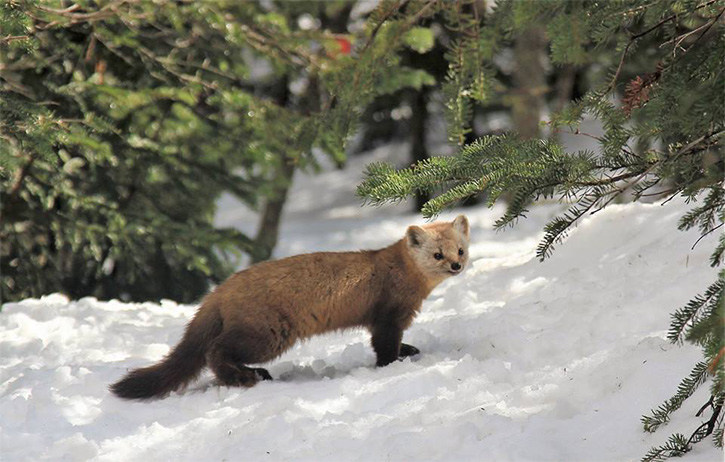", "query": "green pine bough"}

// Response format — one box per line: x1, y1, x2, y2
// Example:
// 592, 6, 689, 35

358, 129, 724, 462
358, 136, 724, 462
